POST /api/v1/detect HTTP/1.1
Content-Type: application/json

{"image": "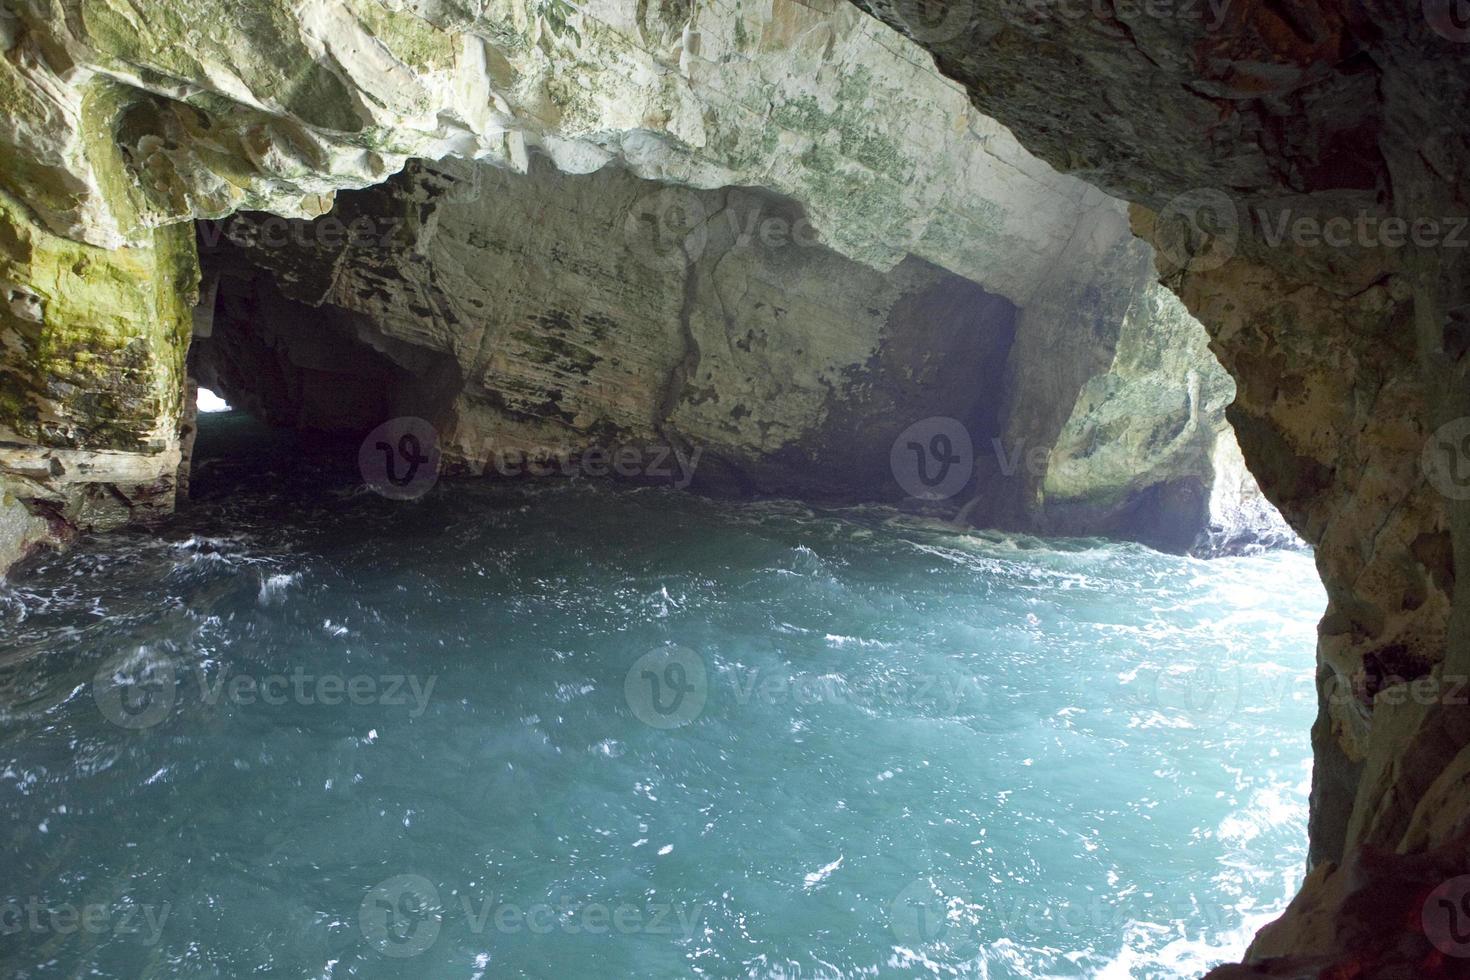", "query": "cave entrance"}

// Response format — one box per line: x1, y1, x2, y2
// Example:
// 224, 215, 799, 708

183, 158, 1033, 519
184, 156, 1295, 559
165, 160, 1322, 975
189, 226, 461, 436
184, 204, 470, 502
197, 387, 232, 413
